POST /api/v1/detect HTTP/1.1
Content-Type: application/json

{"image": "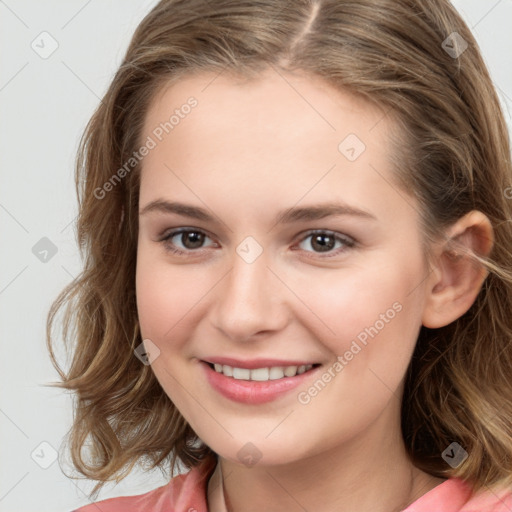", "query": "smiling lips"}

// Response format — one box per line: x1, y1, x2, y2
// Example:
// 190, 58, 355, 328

201, 357, 322, 404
